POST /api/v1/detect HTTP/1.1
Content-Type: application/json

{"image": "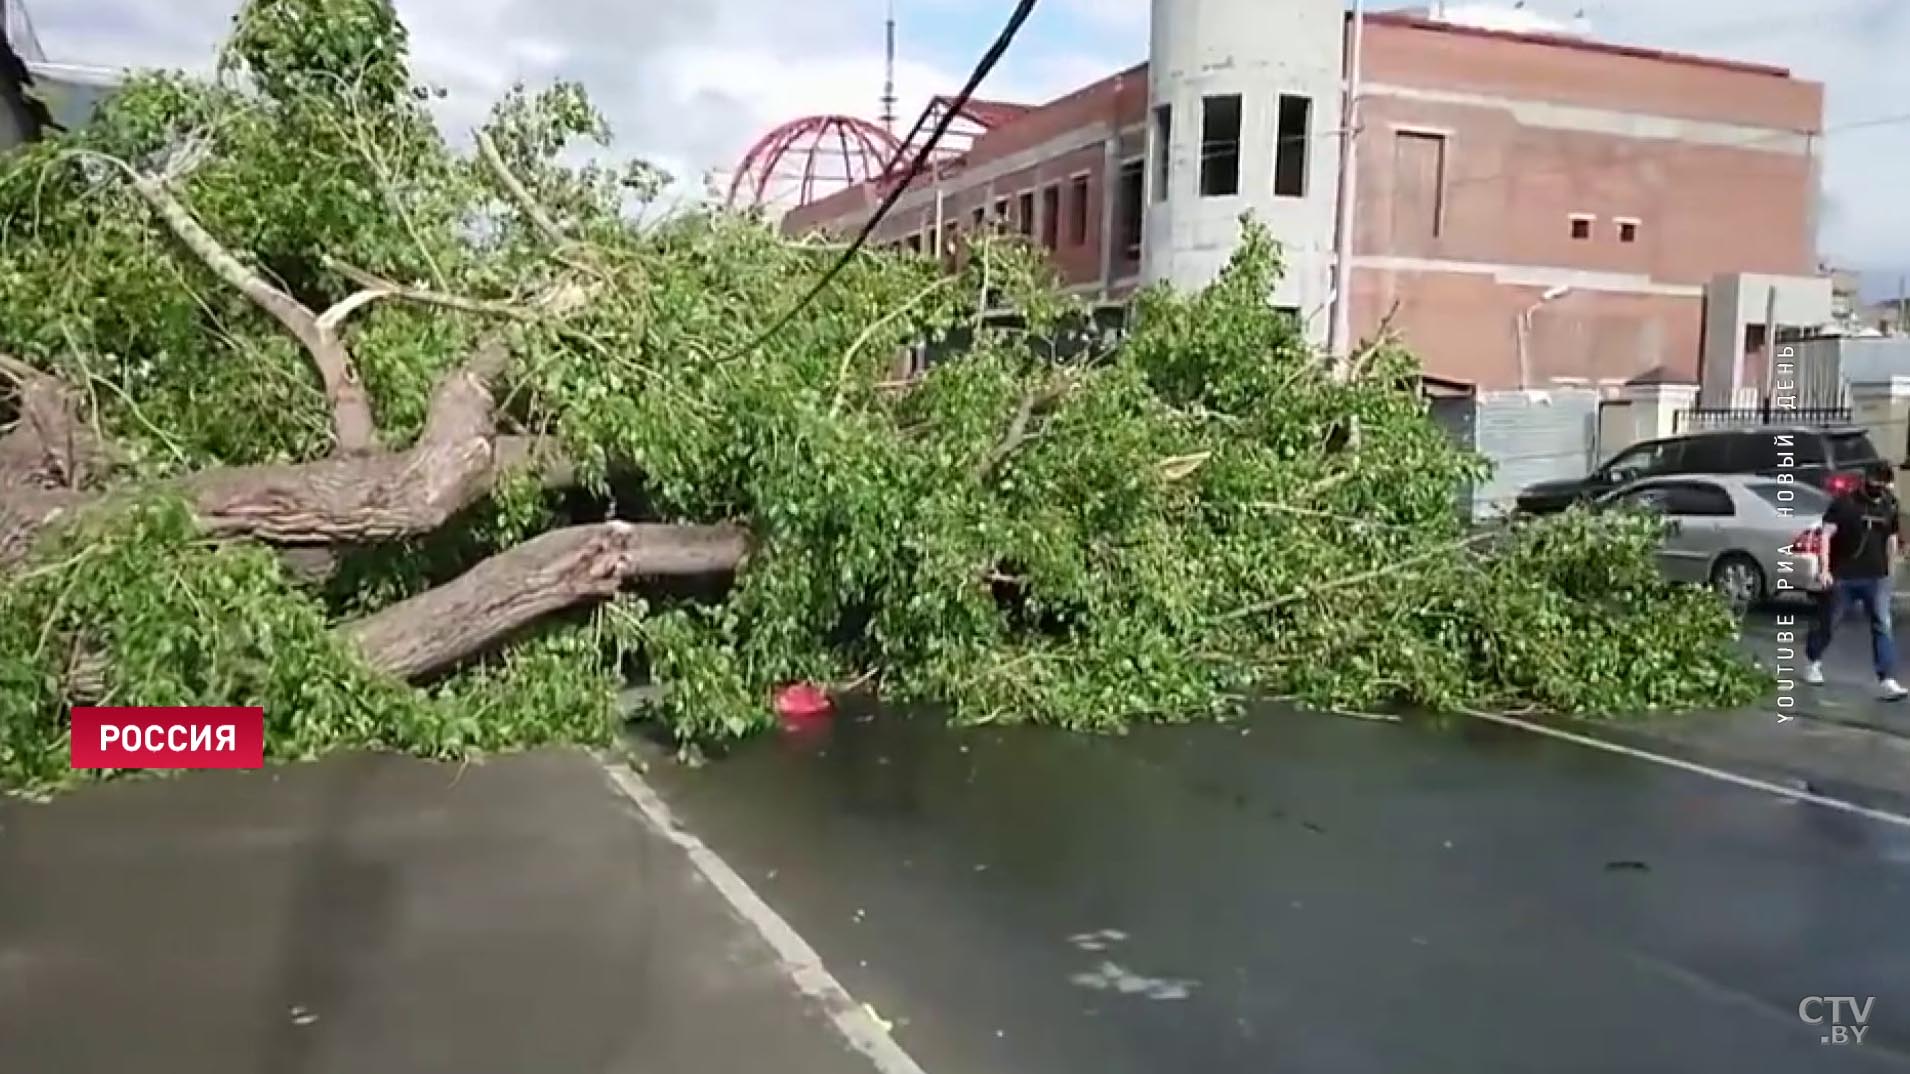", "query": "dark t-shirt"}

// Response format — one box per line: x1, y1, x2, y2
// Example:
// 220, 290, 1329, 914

1825, 490, 1901, 580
